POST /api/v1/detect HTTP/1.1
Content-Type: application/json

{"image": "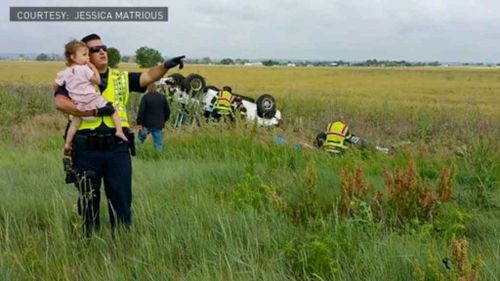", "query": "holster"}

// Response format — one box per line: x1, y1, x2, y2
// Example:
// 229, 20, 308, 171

72, 129, 135, 156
